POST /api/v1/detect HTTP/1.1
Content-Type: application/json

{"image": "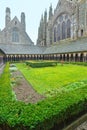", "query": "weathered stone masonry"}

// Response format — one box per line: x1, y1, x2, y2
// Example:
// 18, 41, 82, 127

1, 0, 87, 63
